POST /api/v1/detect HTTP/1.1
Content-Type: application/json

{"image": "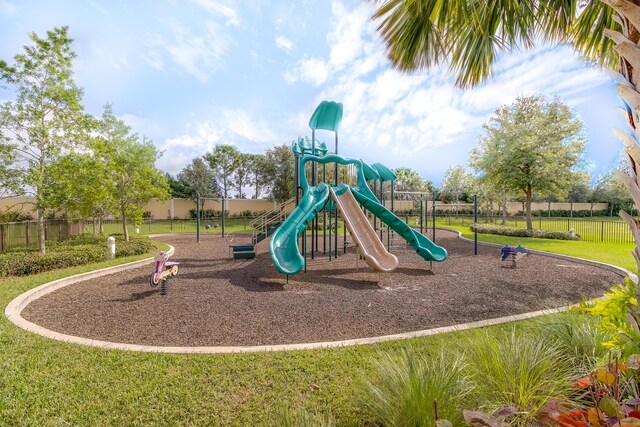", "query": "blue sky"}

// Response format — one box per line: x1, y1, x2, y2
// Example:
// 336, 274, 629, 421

0, 0, 629, 186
